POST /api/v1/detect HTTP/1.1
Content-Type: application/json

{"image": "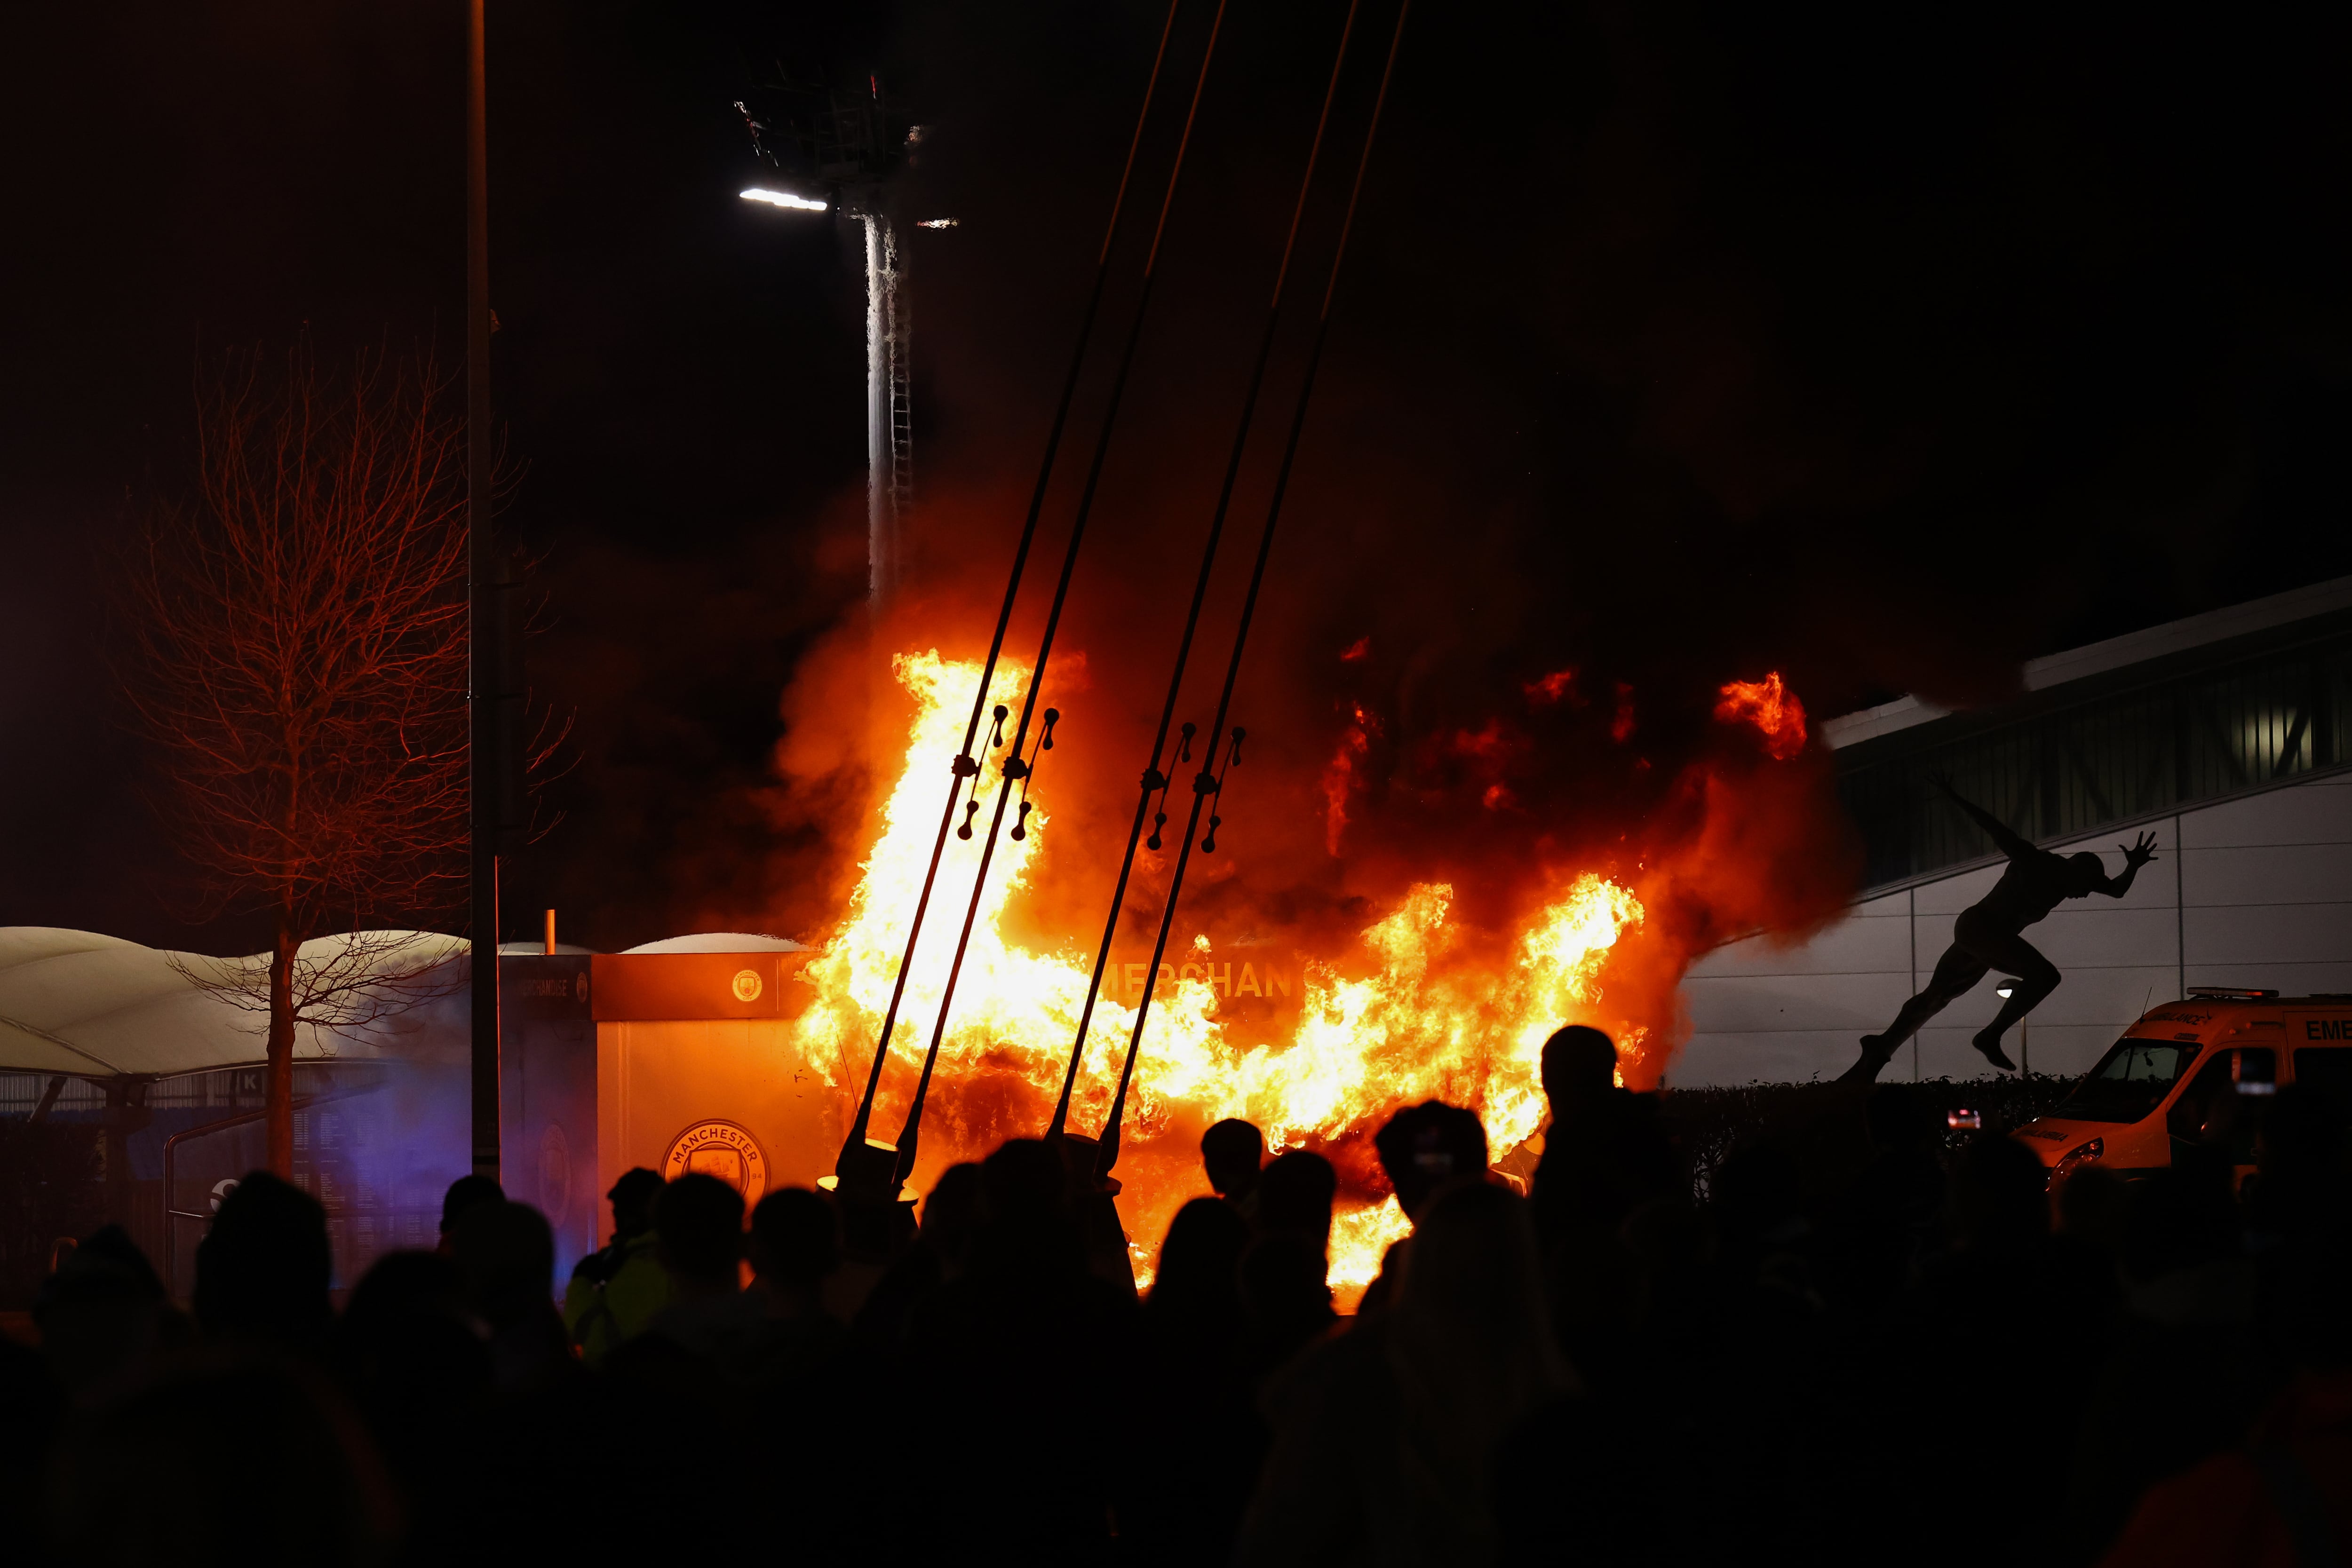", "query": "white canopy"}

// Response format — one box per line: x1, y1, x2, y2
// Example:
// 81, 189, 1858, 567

621, 932, 805, 954
0, 927, 469, 1081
